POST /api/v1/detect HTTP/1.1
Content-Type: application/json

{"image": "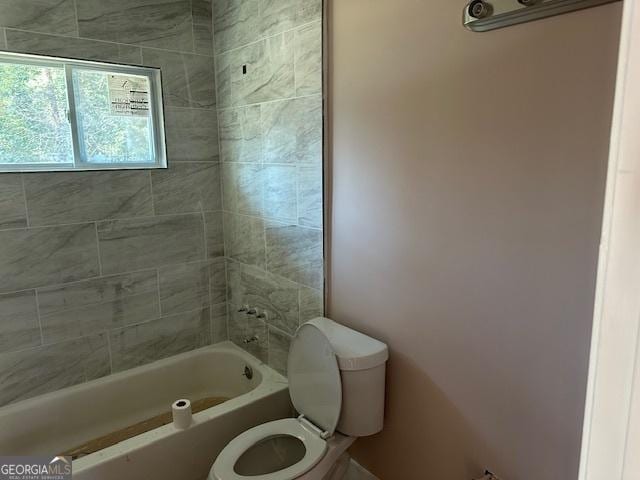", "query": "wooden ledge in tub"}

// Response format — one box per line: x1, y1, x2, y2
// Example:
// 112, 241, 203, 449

62, 395, 230, 459
0, 342, 291, 480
